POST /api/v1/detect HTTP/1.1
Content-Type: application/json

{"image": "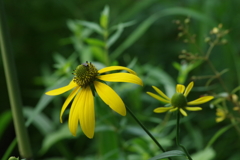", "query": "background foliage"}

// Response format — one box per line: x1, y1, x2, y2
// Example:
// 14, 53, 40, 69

1, 0, 240, 159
